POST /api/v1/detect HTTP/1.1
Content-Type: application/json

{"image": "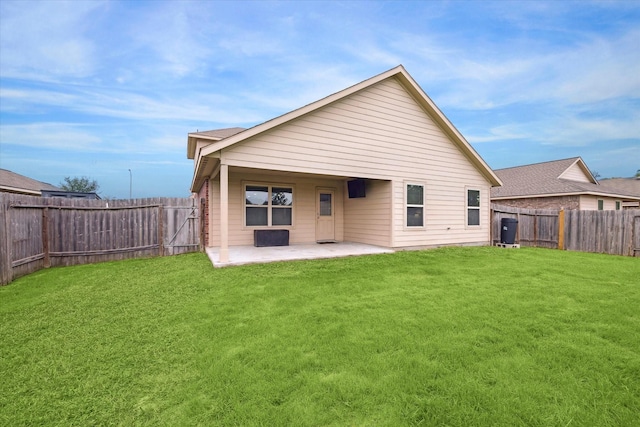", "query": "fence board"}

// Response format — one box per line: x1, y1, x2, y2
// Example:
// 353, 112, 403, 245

564, 210, 636, 256
0, 194, 200, 285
